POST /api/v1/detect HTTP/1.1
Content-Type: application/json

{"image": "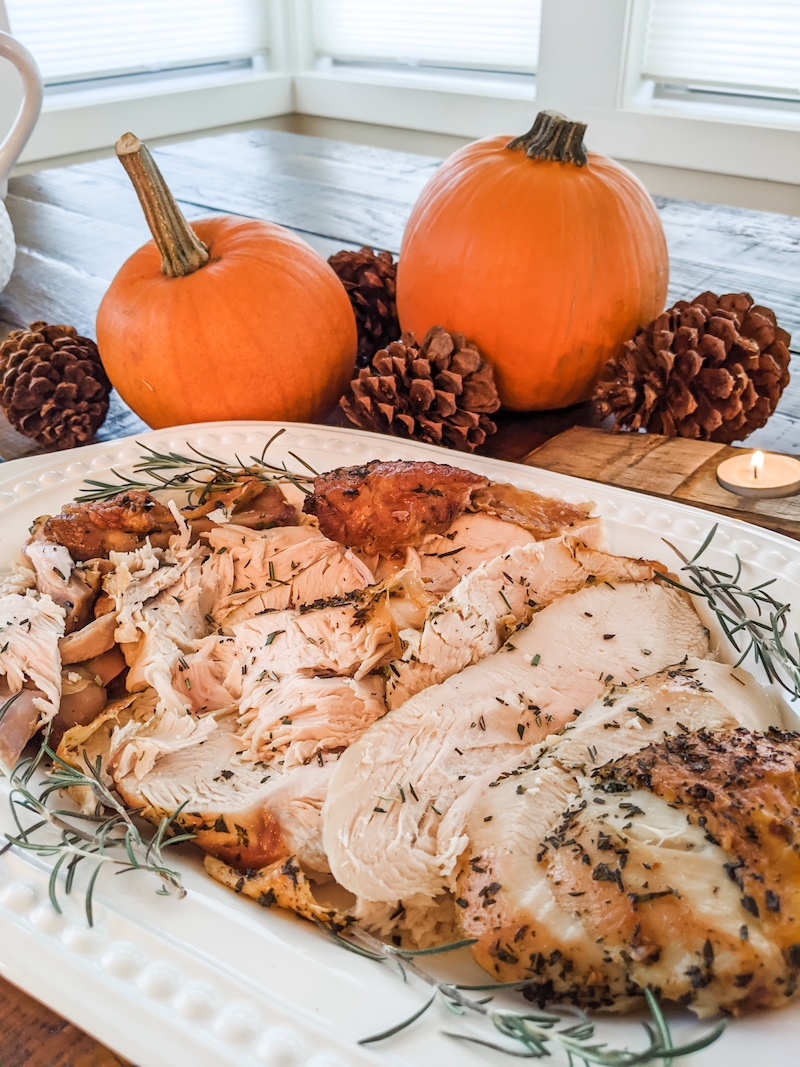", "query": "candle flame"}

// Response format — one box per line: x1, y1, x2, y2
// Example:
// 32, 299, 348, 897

750, 450, 765, 480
